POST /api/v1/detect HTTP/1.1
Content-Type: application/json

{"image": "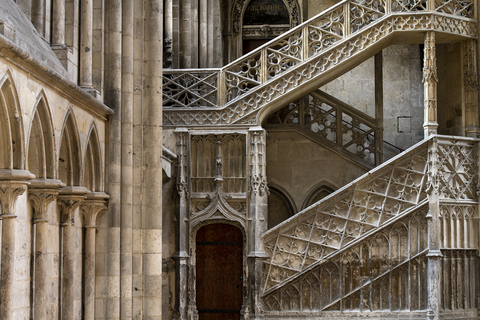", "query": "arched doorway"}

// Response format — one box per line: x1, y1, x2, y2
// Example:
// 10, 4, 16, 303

196, 223, 243, 320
